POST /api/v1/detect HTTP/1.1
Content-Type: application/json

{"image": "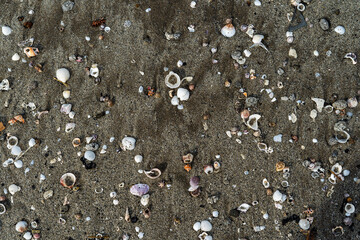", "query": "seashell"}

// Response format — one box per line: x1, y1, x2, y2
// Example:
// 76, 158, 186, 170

23, 232, 32, 240
190, 176, 200, 189
2, 26, 12, 36
16, 221, 28, 232
343, 169, 350, 176
143, 208, 151, 218
297, 3, 305, 11
85, 143, 99, 151
204, 236, 213, 240
177, 88, 190, 101
72, 138, 81, 147
0, 203, 6, 214
324, 105, 333, 113
273, 134, 282, 142
254, 226, 265, 232
289, 48, 297, 58
90, 64, 99, 77
347, 97, 358, 108
238, 203, 251, 213
165, 71, 181, 89
125, 207, 130, 222
140, 194, 150, 206
190, 187, 201, 197
65, 123, 76, 133
12, 53, 20, 61
345, 203, 355, 214
122, 137, 136, 151
43, 190, 53, 199
60, 173, 76, 189
56, 68, 70, 83
60, 104, 72, 114
221, 23, 236, 38
144, 168, 161, 179
299, 219, 310, 230
204, 165, 214, 174
0, 78, 10, 91
84, 150, 95, 161
213, 161, 221, 170
171, 96, 179, 106
182, 153, 194, 164
343, 217, 352, 226
212, 210, 219, 218
28, 138, 37, 148
200, 220, 212, 232
130, 184, 149, 197
310, 109, 317, 120
11, 145, 22, 156
276, 161, 285, 172
332, 100, 347, 110
241, 109, 250, 119
334, 26, 345, 35
63, 90, 71, 99
246, 114, 261, 130
252, 34, 264, 44
33, 233, 41, 239
273, 190, 284, 202
193, 222, 201, 231
134, 155, 143, 163
14, 160, 23, 168
262, 178, 270, 188
254, 0, 261, 6
311, 97, 325, 112
331, 163, 342, 175
344, 53, 357, 65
